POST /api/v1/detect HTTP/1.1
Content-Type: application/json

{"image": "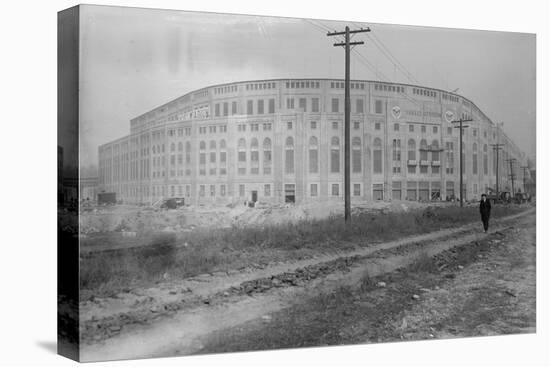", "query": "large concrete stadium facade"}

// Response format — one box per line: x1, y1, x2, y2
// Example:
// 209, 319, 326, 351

98, 78, 526, 205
